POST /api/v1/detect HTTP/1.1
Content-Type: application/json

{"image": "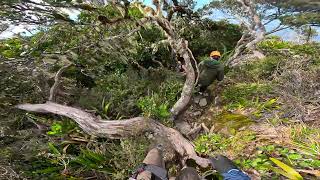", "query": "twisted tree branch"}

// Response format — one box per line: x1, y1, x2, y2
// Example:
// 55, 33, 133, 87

150, 17, 197, 119
16, 102, 210, 167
